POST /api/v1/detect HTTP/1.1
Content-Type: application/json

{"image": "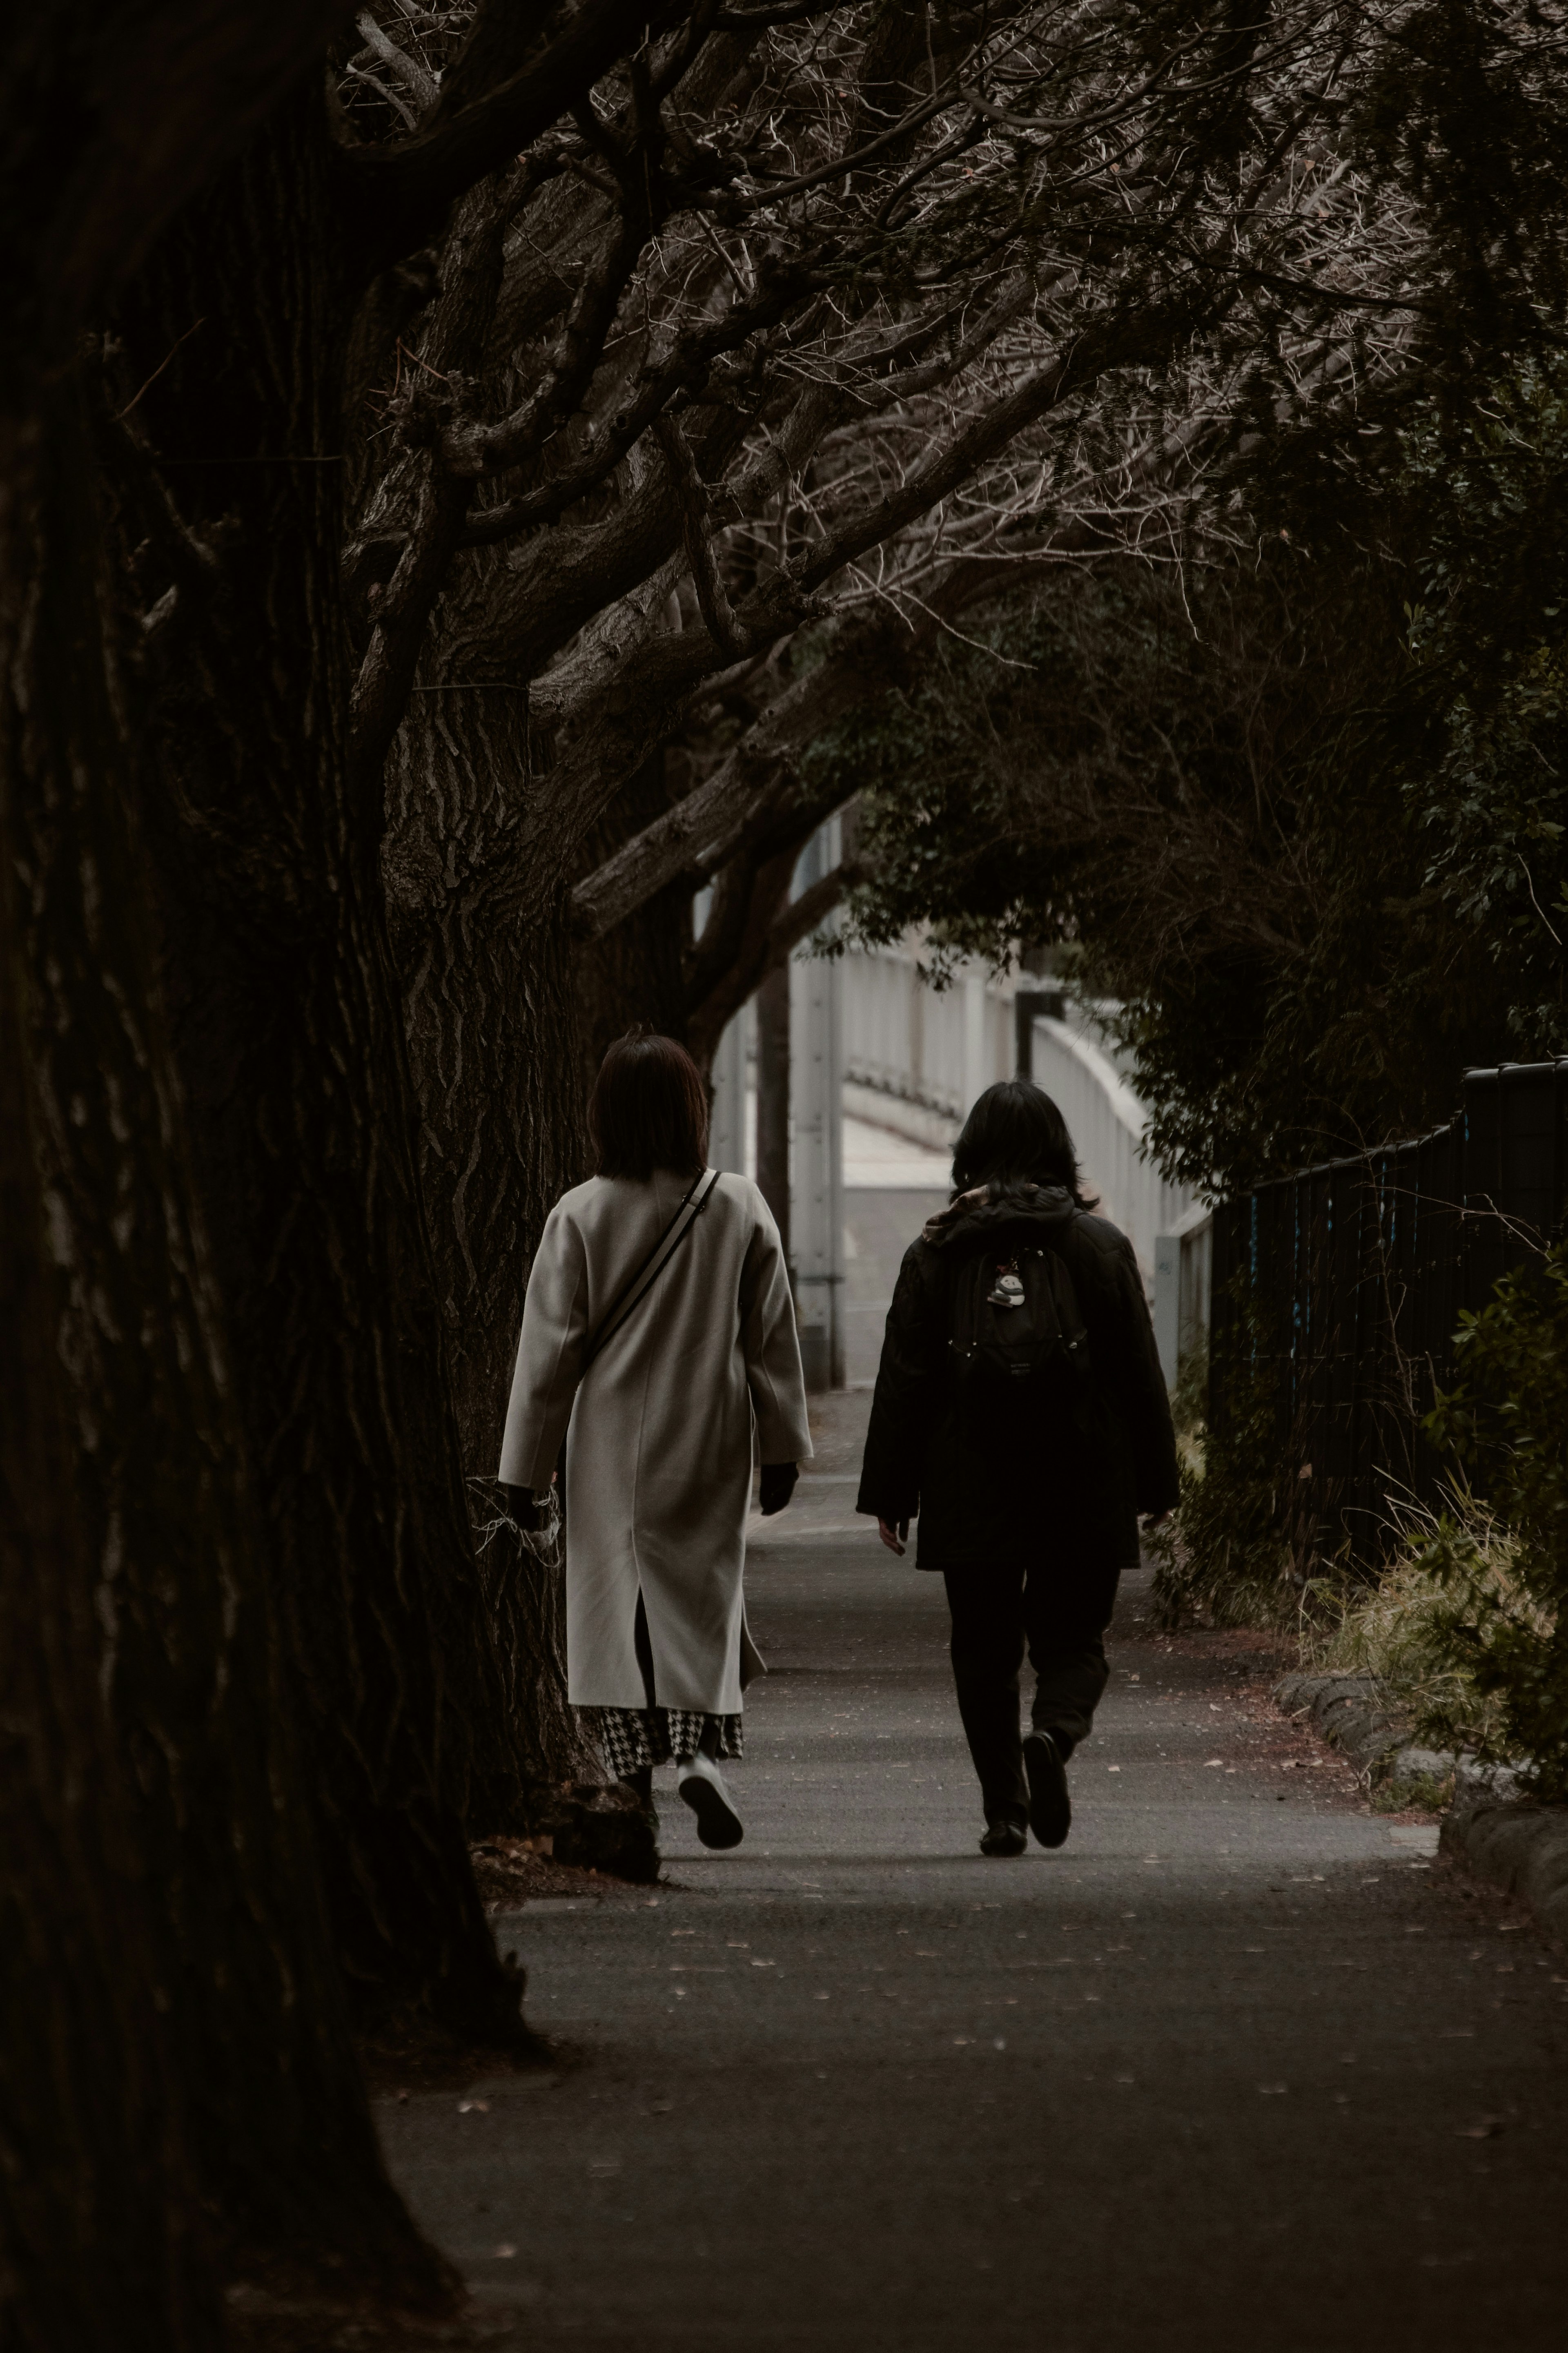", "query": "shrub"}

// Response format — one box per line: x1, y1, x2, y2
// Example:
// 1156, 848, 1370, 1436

1149, 1295, 1294, 1629
1302, 1492, 1541, 1764
1415, 1243, 1568, 1800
